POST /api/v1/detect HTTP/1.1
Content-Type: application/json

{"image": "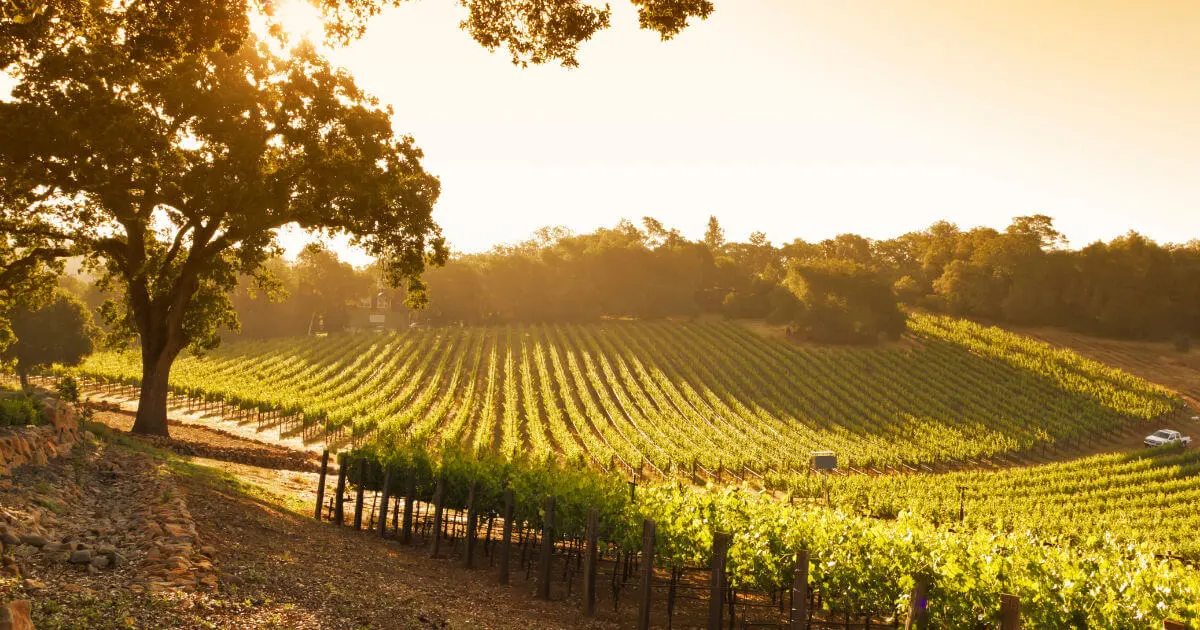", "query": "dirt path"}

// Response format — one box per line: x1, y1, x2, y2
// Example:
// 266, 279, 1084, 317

2, 425, 626, 629
82, 388, 324, 456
